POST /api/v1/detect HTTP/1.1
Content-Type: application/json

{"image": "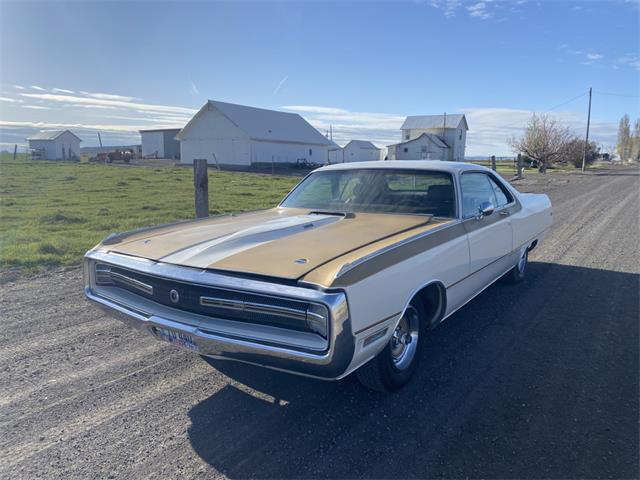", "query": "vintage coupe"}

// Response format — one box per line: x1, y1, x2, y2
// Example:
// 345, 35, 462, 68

84, 161, 552, 391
